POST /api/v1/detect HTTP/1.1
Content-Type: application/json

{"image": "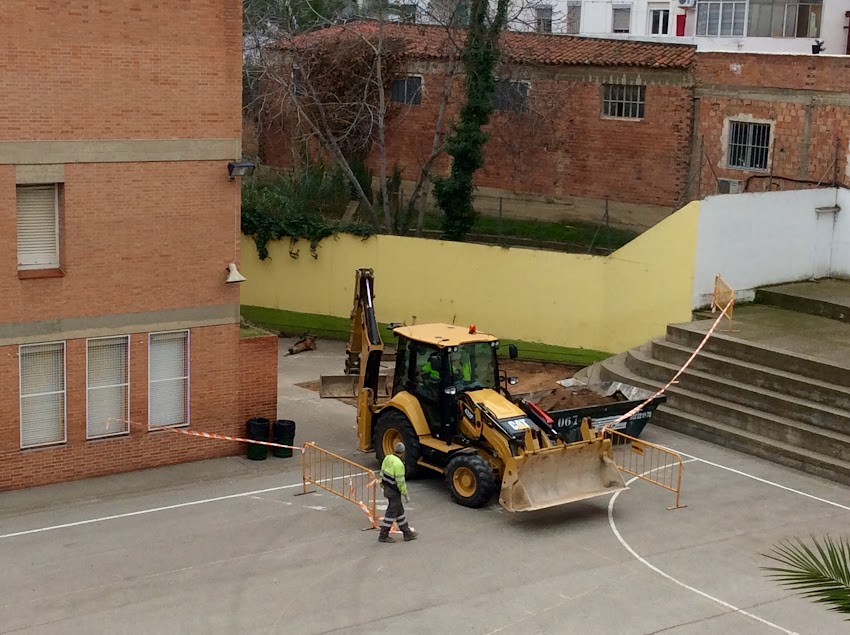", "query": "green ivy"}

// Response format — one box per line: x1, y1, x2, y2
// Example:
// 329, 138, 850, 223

434, 0, 510, 241
241, 165, 376, 259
